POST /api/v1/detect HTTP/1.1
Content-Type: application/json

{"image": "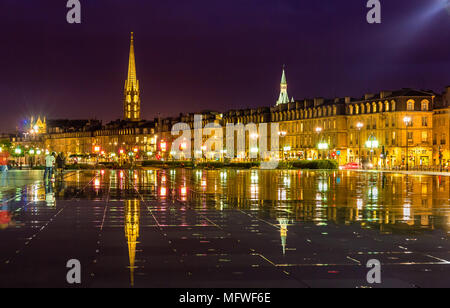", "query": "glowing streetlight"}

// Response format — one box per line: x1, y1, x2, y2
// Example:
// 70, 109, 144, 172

318, 142, 329, 150
160, 141, 167, 152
